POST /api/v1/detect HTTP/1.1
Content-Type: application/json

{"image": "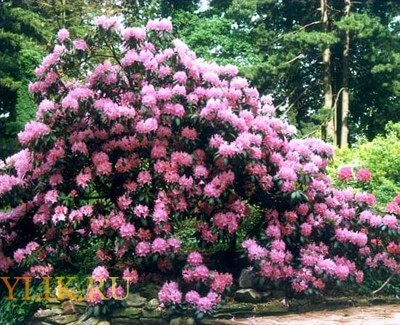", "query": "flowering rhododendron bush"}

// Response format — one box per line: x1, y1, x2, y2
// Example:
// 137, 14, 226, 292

0, 16, 399, 314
